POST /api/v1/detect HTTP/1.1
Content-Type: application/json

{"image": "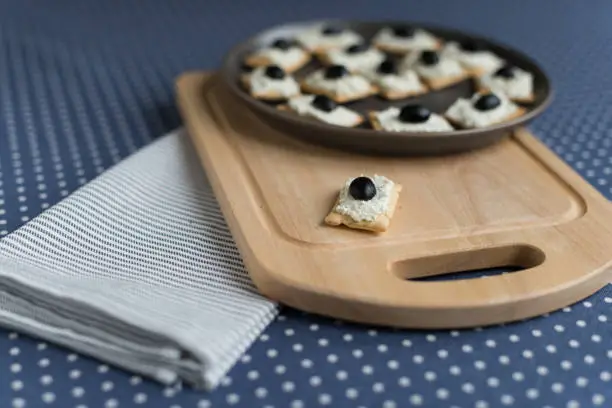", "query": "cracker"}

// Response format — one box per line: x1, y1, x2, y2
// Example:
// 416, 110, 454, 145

422, 72, 469, 90
300, 82, 378, 103
303, 35, 365, 54
244, 52, 311, 73
511, 94, 536, 104
368, 111, 454, 132
374, 39, 442, 55
278, 104, 365, 128
314, 51, 355, 72
445, 106, 526, 129
324, 184, 402, 233
344, 115, 365, 128
476, 85, 535, 104
308, 45, 337, 54
314, 51, 380, 74
378, 86, 428, 100
464, 66, 490, 78
298, 42, 350, 54
240, 74, 300, 101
